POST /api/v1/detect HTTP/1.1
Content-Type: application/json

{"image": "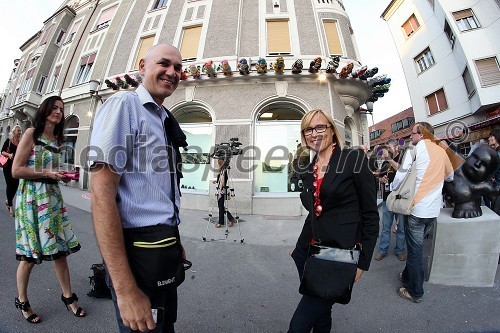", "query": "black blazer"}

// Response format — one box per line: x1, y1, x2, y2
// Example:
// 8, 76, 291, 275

297, 147, 379, 271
